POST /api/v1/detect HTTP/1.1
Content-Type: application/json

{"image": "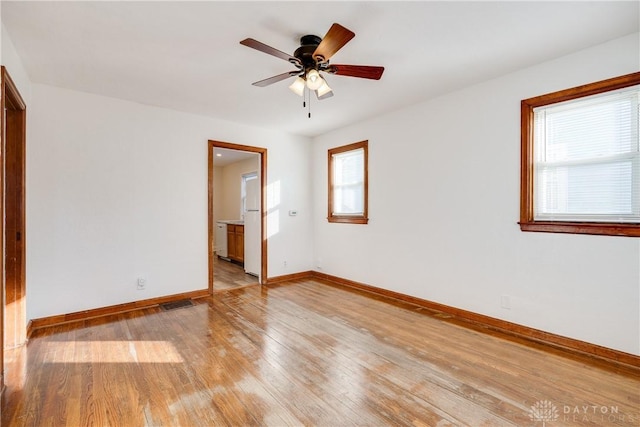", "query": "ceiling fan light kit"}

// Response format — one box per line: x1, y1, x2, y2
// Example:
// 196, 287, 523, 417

305, 69, 323, 90
288, 76, 306, 96
240, 23, 384, 117
316, 79, 332, 98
